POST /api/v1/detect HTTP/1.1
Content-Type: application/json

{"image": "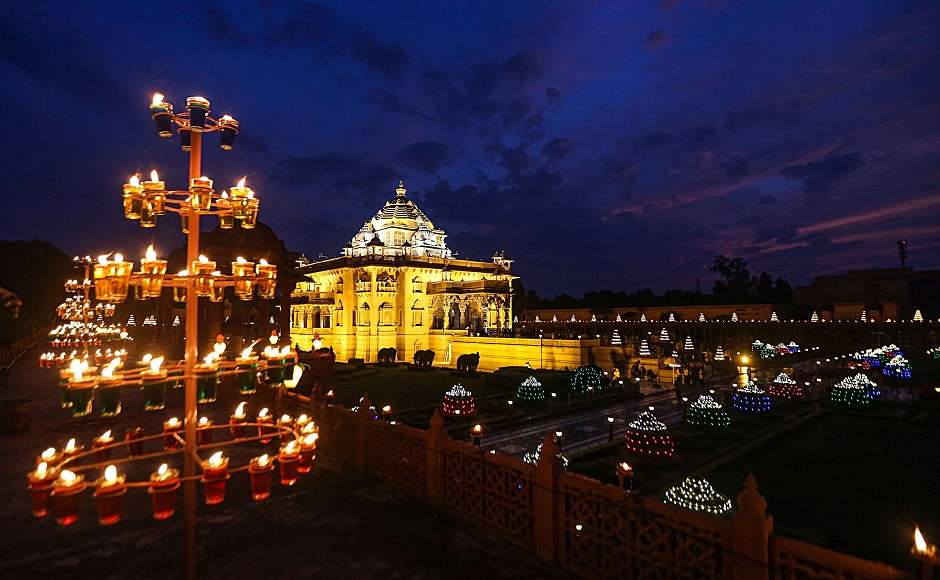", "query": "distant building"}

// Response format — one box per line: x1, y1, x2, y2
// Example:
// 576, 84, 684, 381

290, 181, 515, 362
525, 304, 775, 323
793, 268, 940, 321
